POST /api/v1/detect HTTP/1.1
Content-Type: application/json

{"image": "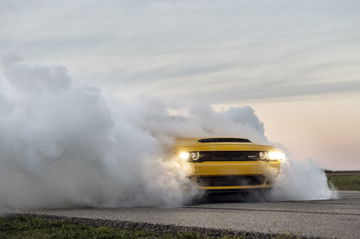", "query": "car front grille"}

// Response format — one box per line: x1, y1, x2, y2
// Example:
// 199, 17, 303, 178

198, 151, 262, 162
194, 175, 267, 187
